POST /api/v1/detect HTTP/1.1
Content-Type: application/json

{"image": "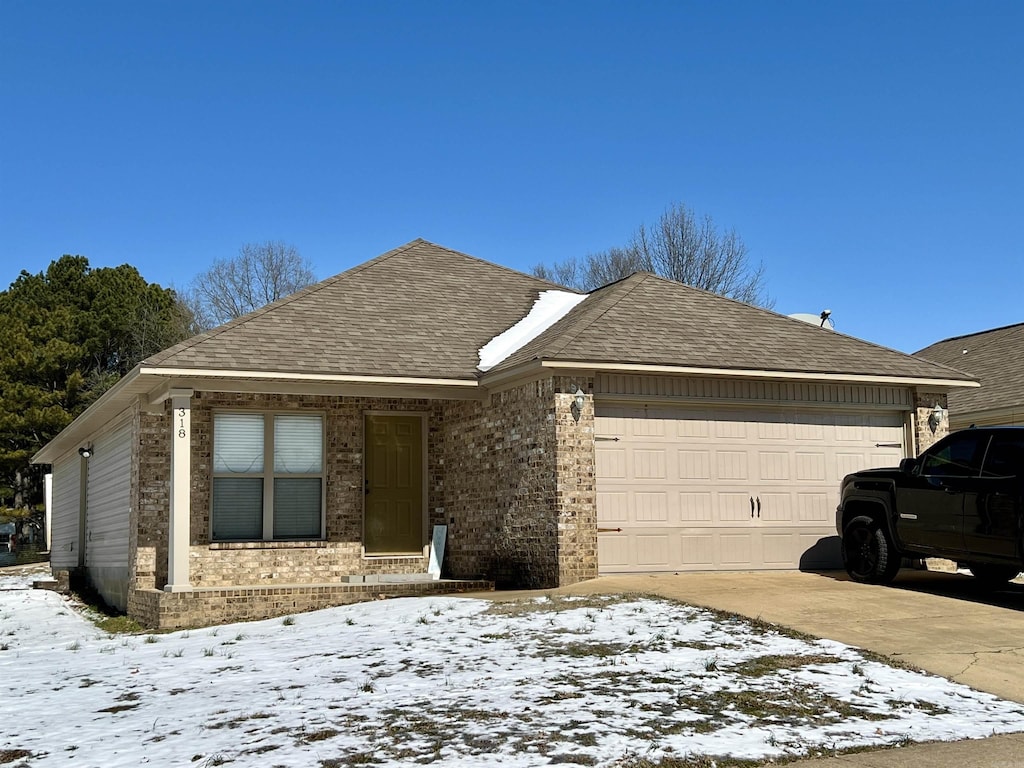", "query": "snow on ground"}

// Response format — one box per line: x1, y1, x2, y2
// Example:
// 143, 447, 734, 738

3, 567, 1024, 768
478, 289, 588, 371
